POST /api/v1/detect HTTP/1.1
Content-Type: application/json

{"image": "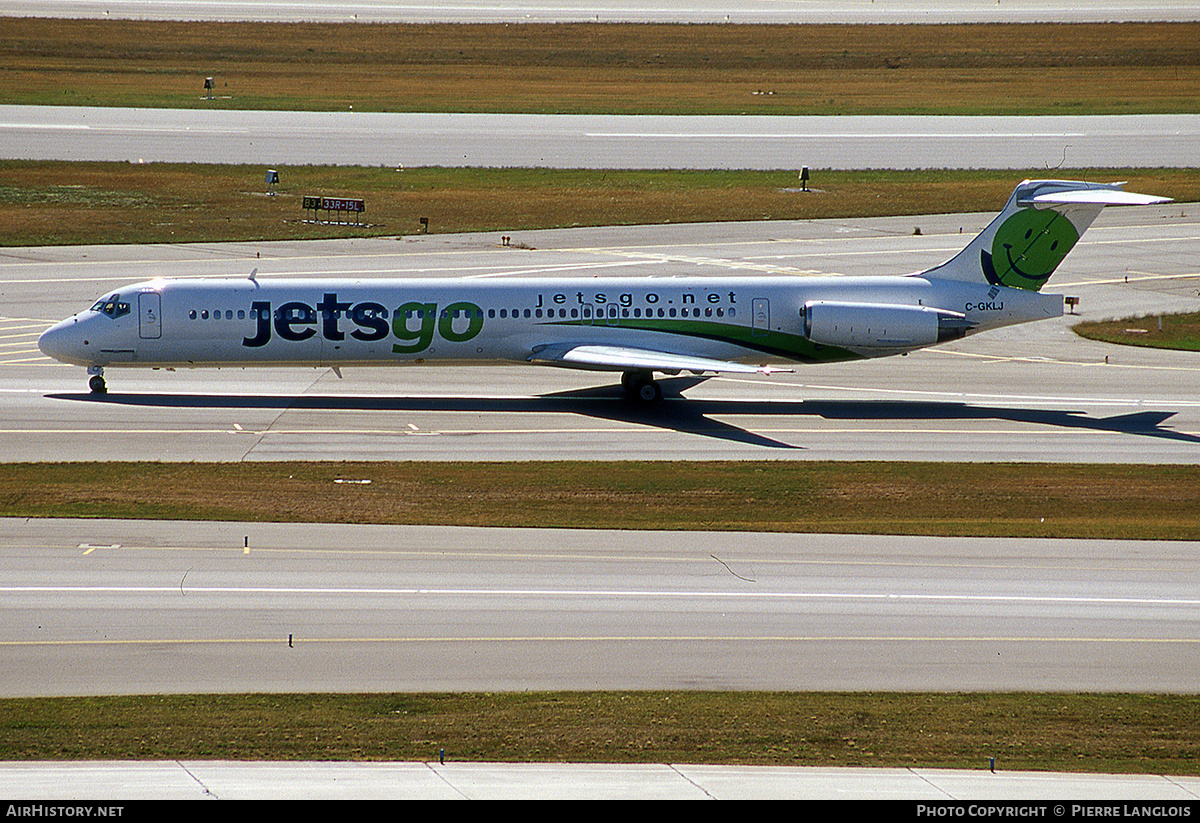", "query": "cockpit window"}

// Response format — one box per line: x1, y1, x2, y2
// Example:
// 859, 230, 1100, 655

90, 295, 131, 319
